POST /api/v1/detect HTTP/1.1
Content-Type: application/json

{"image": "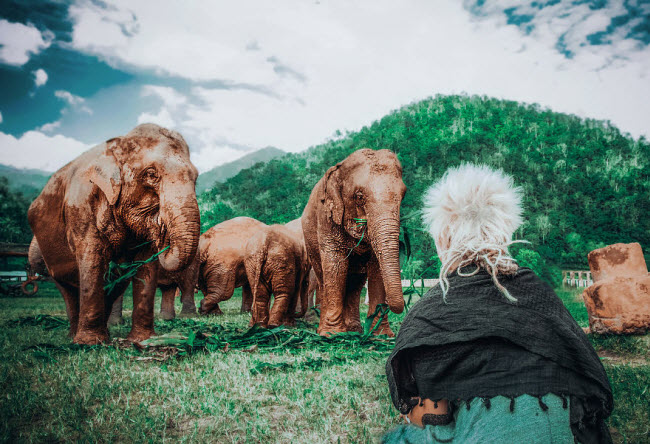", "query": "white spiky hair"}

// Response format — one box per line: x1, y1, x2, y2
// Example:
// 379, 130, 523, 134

422, 163, 525, 301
